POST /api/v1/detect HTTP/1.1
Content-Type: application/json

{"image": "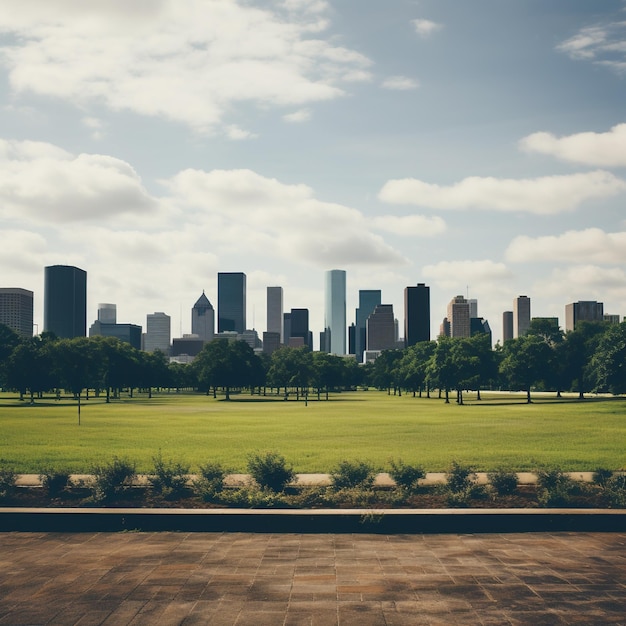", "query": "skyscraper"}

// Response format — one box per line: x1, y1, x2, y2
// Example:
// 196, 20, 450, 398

192, 291, 214, 342
289, 308, 311, 349
44, 265, 87, 338
217, 272, 246, 333
354, 289, 381, 361
502, 311, 513, 342
324, 269, 346, 355
144, 312, 171, 354
565, 301, 604, 331
447, 295, 470, 338
366, 304, 396, 351
266, 286, 284, 343
97, 303, 117, 324
513, 295, 531, 338
404, 283, 430, 347
0, 288, 33, 338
